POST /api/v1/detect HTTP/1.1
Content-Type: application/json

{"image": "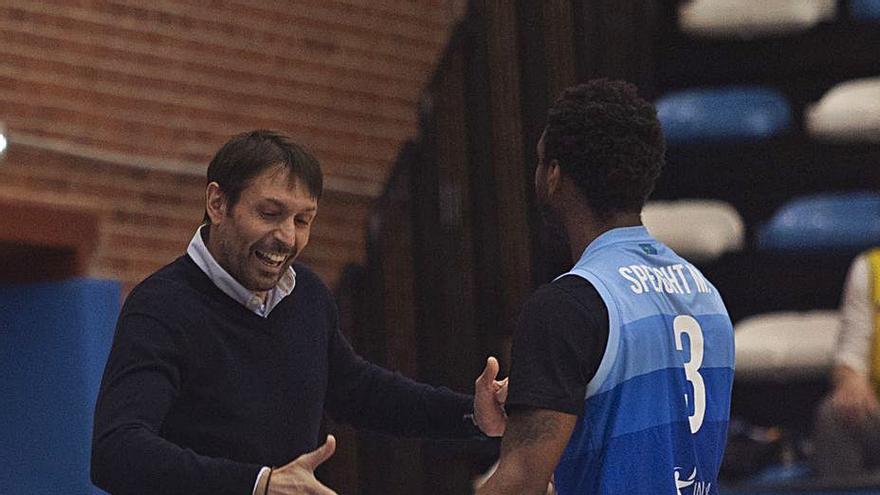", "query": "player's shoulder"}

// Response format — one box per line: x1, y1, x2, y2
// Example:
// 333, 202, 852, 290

290, 262, 334, 302
124, 256, 192, 308
517, 275, 610, 353
525, 275, 606, 319
291, 262, 326, 289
